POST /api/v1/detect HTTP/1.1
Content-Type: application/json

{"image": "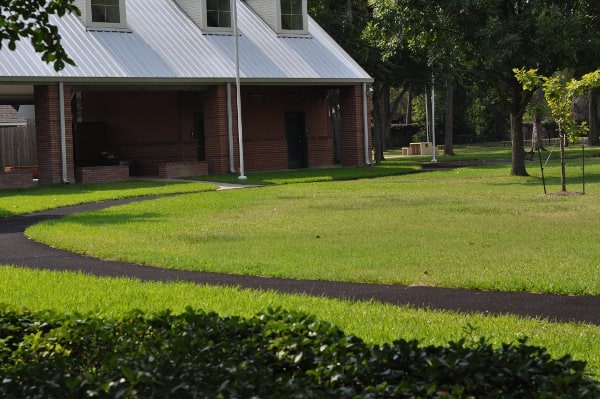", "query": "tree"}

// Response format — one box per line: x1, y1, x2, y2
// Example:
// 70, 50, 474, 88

372, 0, 599, 176
362, 0, 430, 163
310, 0, 429, 165
589, 88, 599, 145
0, 0, 79, 71
515, 68, 600, 191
